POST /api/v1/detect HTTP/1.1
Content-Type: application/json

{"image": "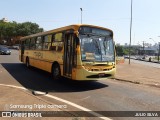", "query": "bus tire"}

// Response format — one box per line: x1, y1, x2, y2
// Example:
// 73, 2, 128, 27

52, 64, 61, 80
26, 57, 30, 68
